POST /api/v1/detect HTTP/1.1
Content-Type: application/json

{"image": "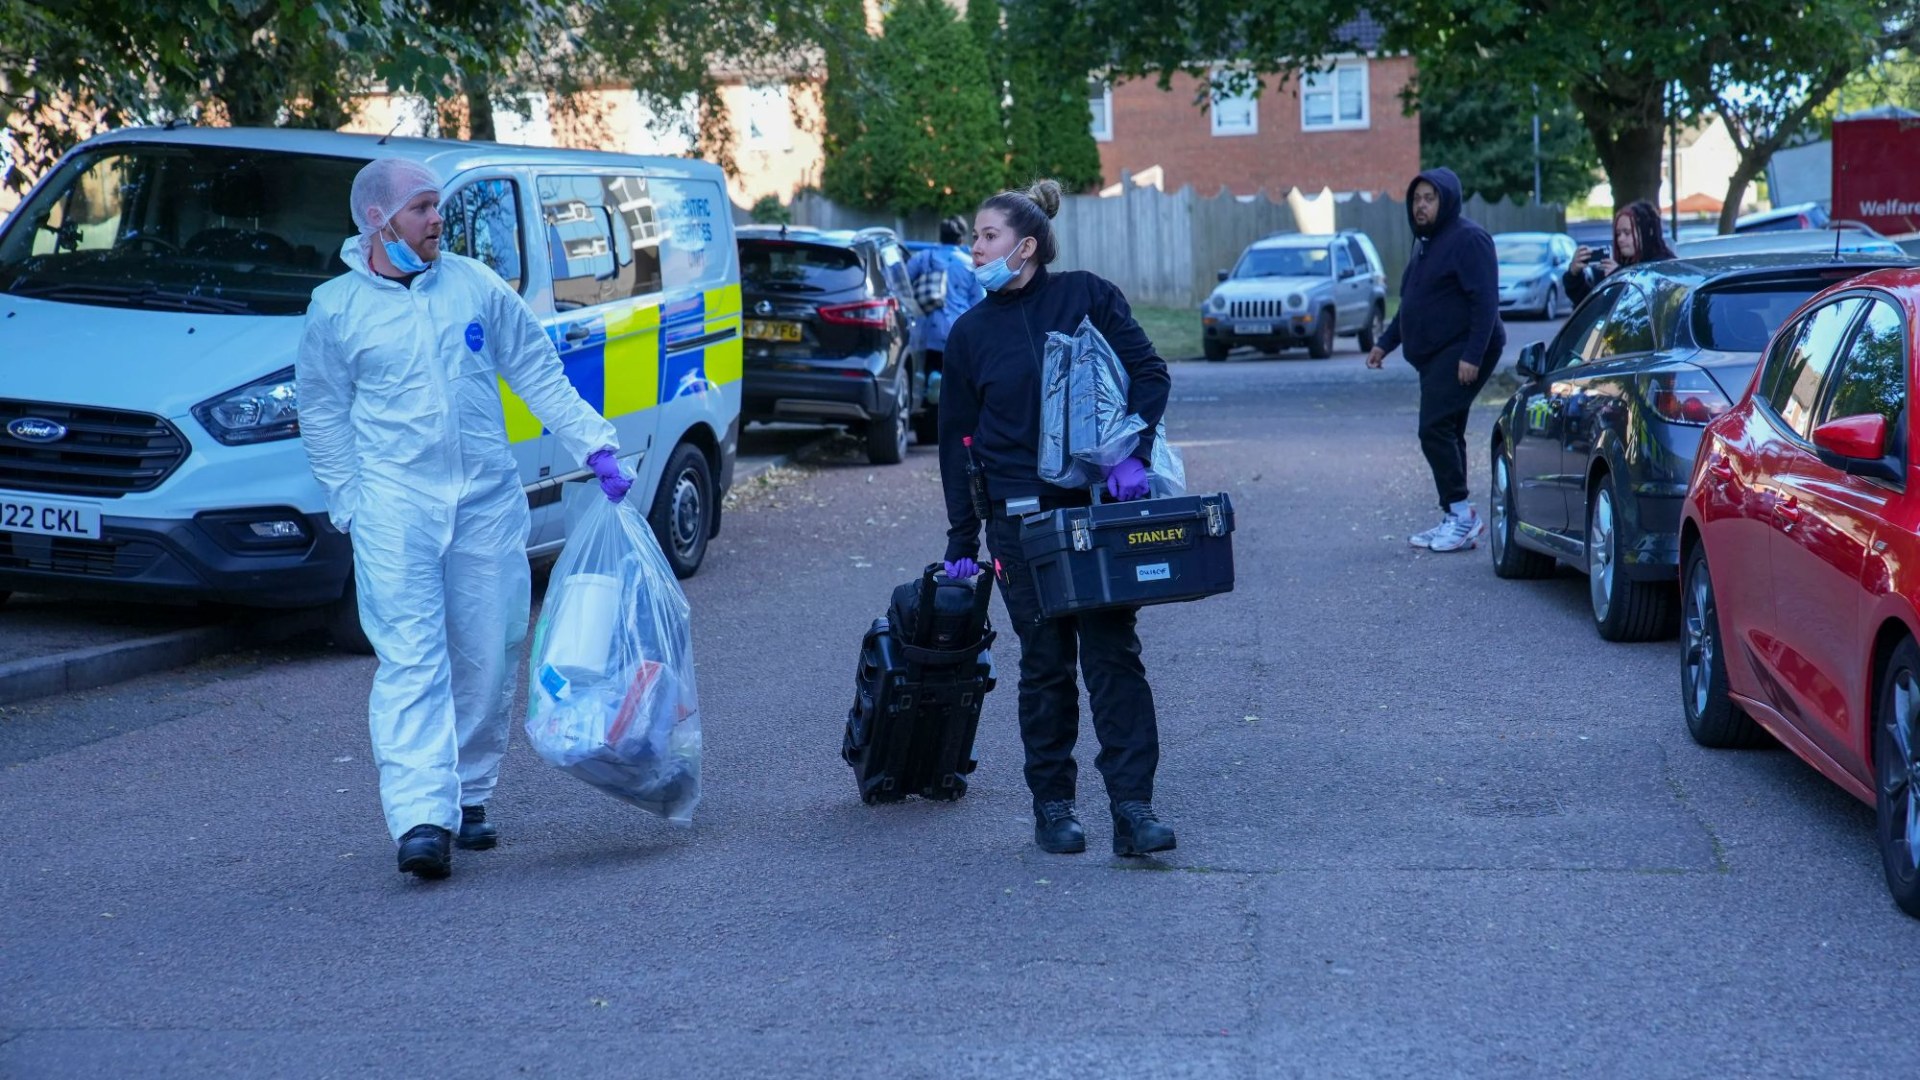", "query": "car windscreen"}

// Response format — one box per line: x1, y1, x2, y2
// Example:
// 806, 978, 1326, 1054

1496, 239, 1550, 265
1235, 246, 1330, 279
1693, 271, 1880, 352
0, 143, 366, 316
740, 240, 866, 293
